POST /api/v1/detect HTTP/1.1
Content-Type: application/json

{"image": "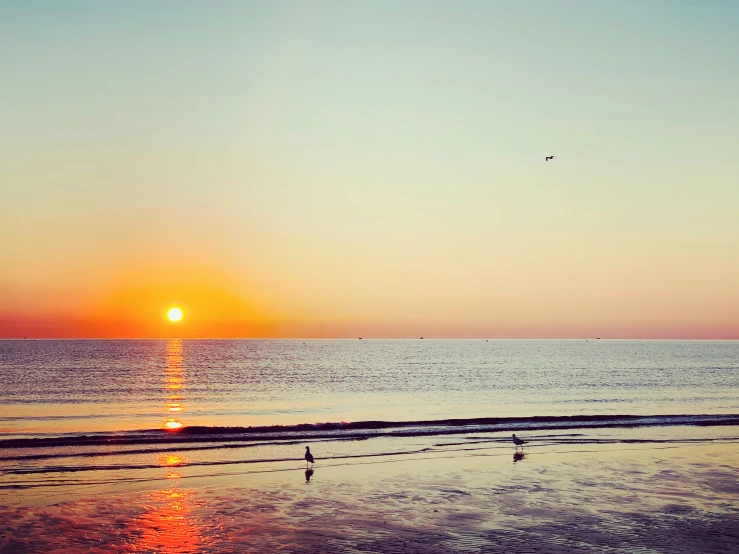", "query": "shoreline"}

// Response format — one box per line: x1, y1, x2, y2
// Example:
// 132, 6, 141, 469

2, 434, 738, 552
4, 412, 739, 447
